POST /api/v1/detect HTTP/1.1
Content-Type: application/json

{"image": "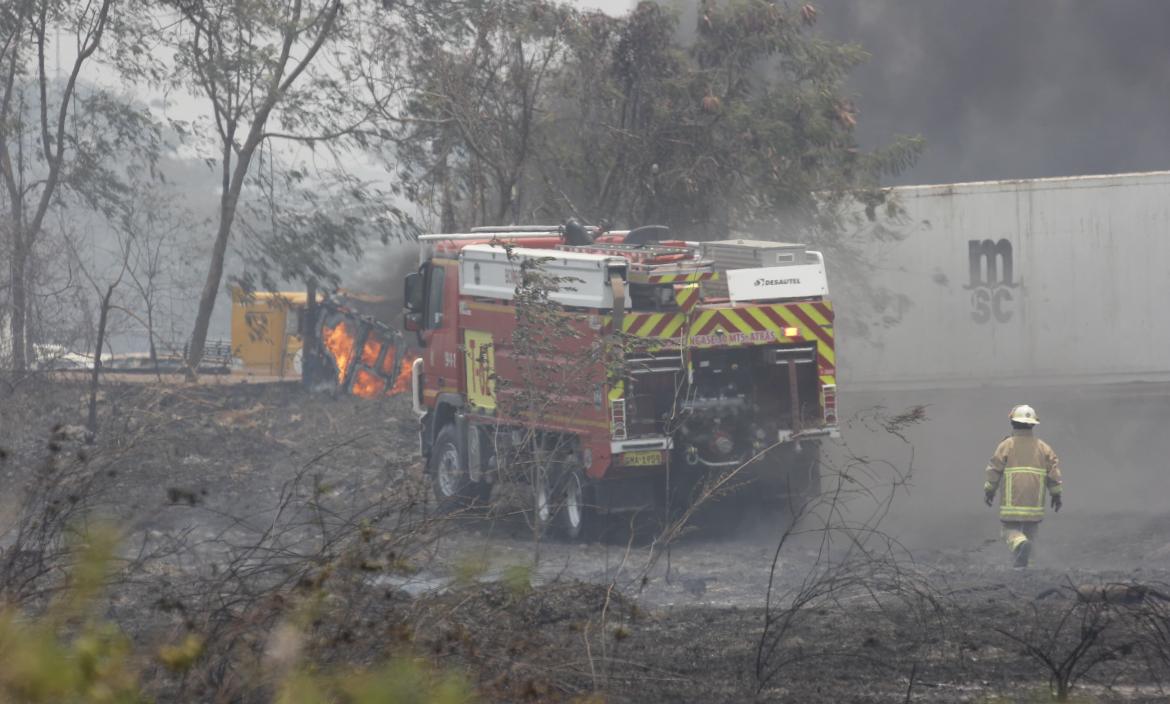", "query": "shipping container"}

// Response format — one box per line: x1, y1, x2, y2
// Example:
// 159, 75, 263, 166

838, 171, 1170, 390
